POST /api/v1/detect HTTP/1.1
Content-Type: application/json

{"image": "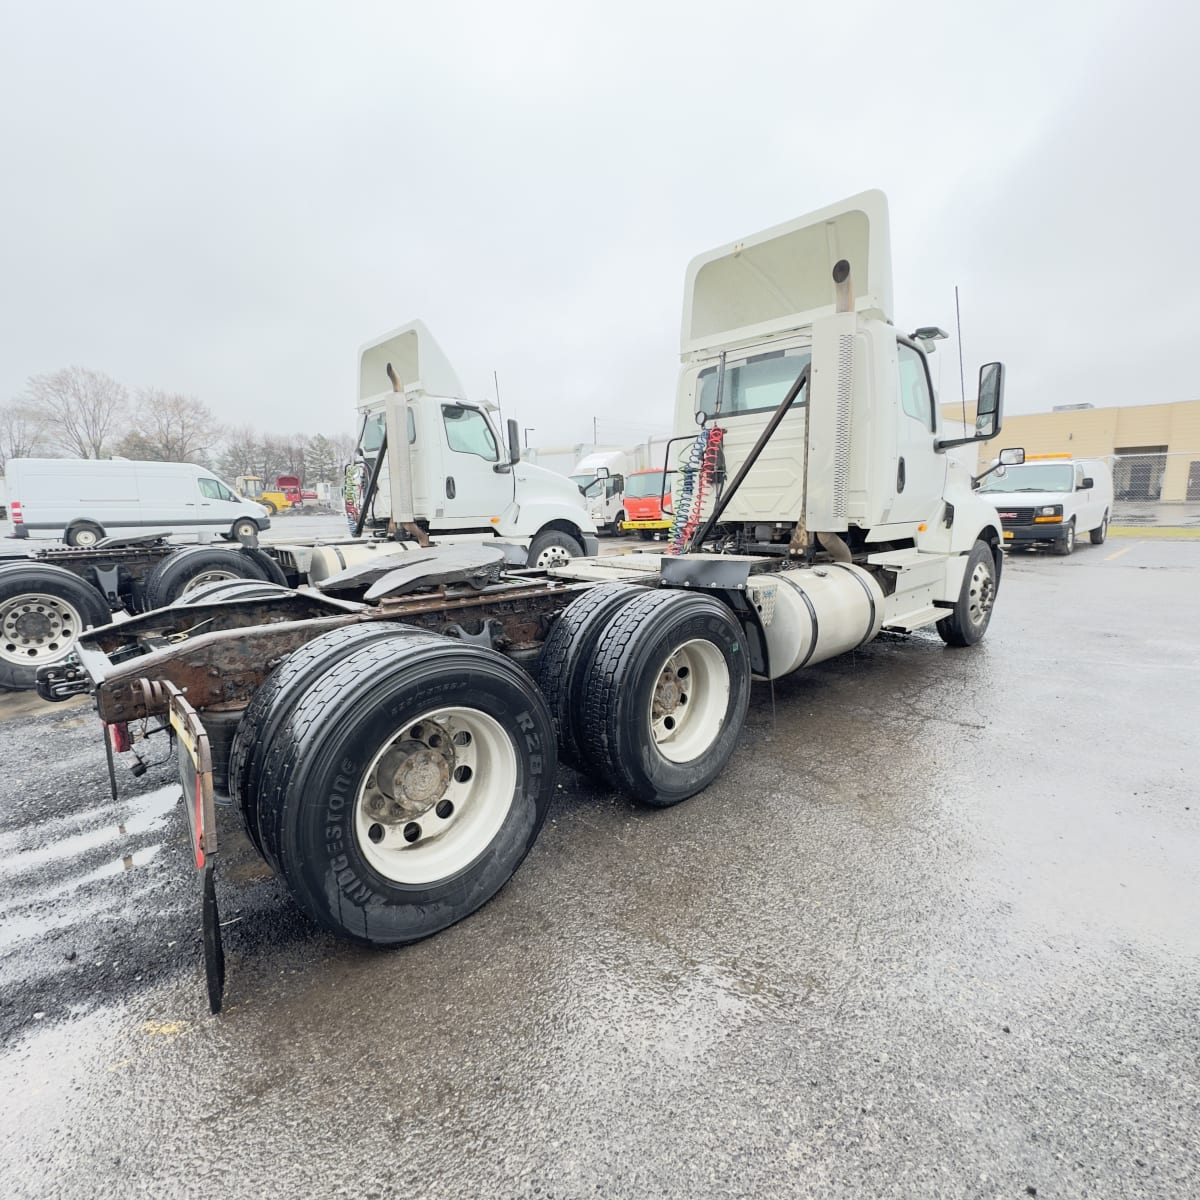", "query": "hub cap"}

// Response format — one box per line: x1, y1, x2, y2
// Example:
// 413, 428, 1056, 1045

966, 559, 995, 629
181, 570, 240, 594
535, 544, 573, 569
647, 638, 730, 764
354, 707, 517, 885
0, 592, 85, 666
